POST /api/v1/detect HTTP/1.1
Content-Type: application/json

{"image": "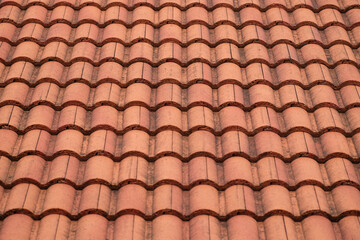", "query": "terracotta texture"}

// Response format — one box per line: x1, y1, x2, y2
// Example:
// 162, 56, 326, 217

0, 0, 360, 239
